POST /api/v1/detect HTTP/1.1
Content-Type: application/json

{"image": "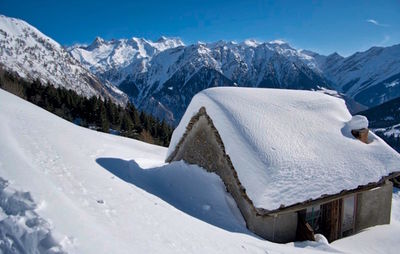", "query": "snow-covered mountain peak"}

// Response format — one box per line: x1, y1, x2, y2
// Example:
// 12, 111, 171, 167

265, 40, 294, 52
2, 14, 400, 131
0, 15, 126, 103
86, 36, 106, 50
242, 39, 260, 47
0, 15, 59, 50
269, 39, 287, 45
94, 36, 105, 44
68, 35, 185, 86
65, 30, 400, 123
150, 36, 184, 51
157, 35, 168, 41
68, 36, 332, 123
64, 42, 87, 52
156, 35, 184, 46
